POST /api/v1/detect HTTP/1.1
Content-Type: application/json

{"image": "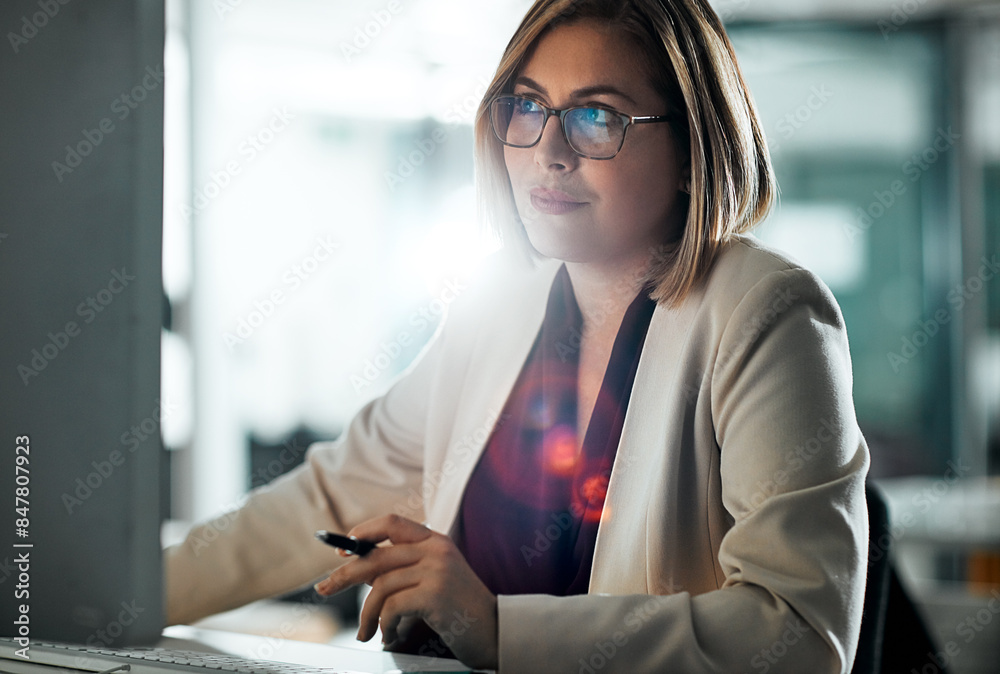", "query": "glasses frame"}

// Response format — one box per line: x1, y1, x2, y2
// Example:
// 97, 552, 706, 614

489, 94, 675, 160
